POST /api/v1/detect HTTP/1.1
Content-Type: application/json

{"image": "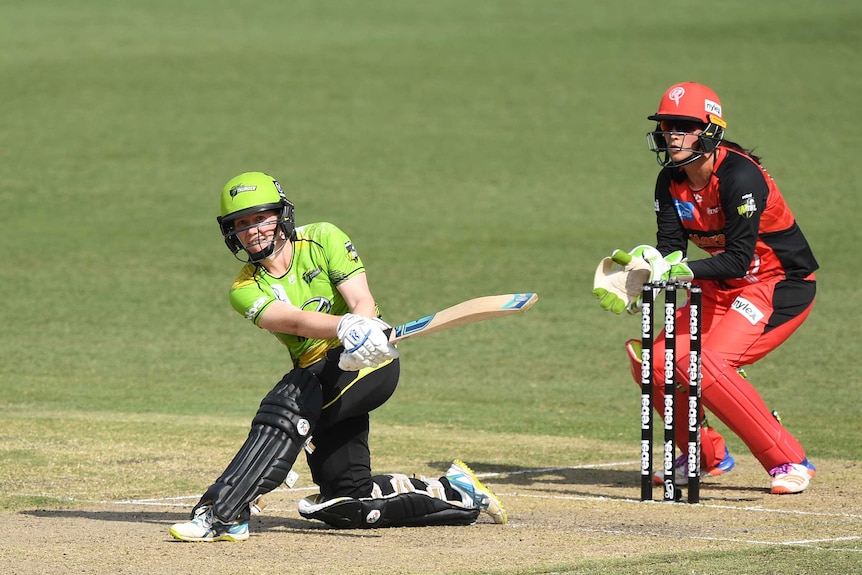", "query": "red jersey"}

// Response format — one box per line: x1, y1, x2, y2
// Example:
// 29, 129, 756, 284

653, 145, 818, 288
